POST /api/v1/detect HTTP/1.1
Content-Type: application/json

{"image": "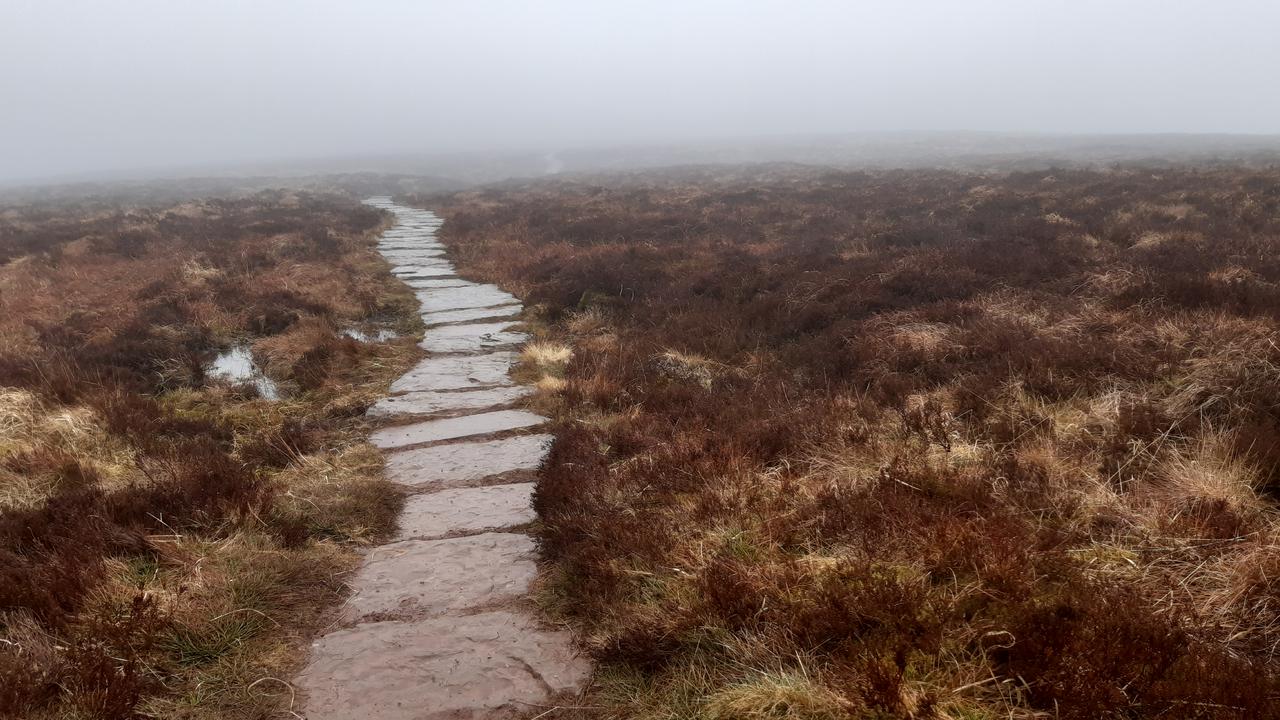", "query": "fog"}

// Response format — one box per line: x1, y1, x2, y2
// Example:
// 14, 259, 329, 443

3, 0, 1279, 184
